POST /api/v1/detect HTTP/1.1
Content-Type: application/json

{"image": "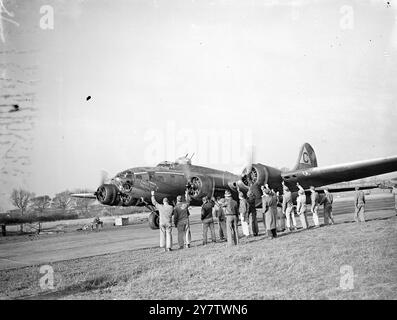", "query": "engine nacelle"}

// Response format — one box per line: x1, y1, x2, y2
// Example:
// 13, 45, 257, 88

240, 164, 268, 187
186, 175, 214, 200
96, 184, 119, 206
238, 164, 282, 194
